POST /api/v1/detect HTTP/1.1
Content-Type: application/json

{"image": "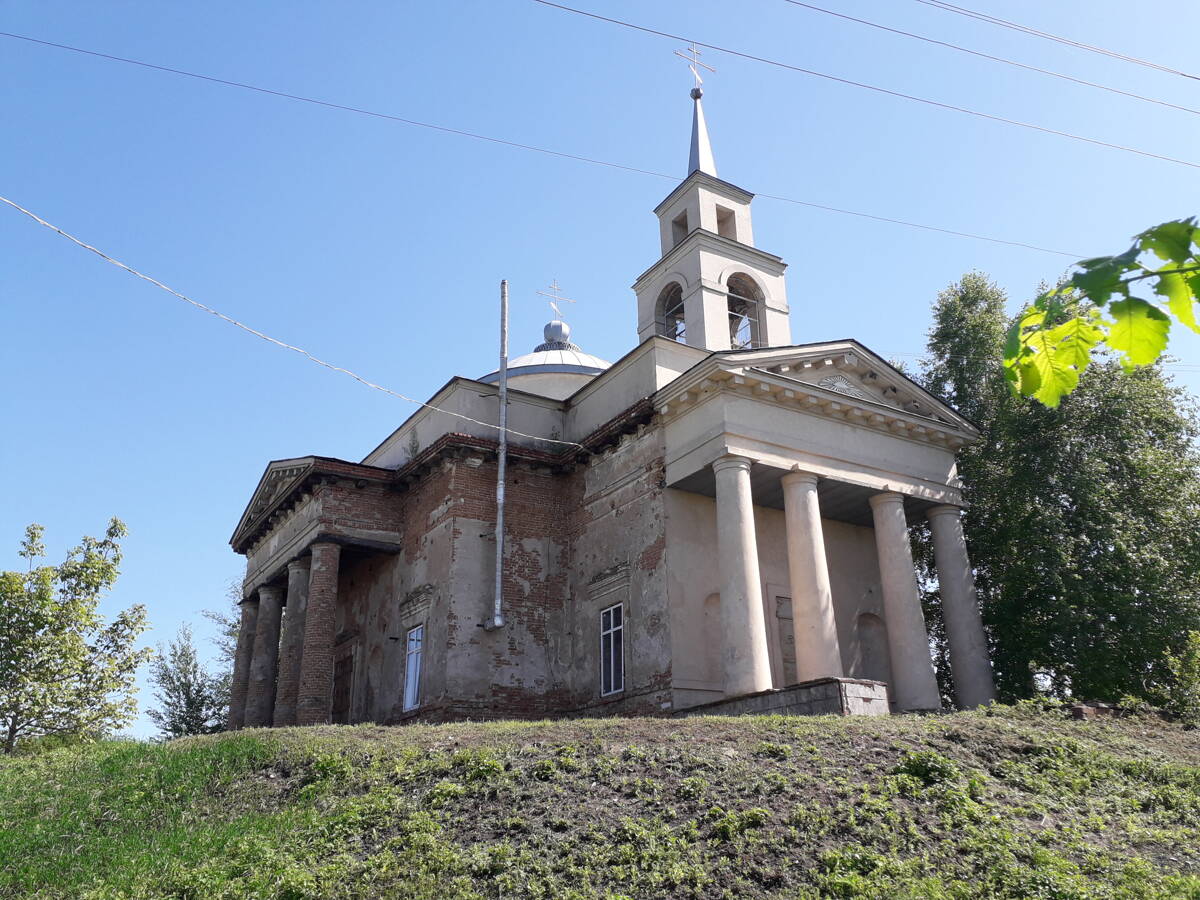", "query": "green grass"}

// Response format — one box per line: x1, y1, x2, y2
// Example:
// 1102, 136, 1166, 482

2, 706, 1200, 898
